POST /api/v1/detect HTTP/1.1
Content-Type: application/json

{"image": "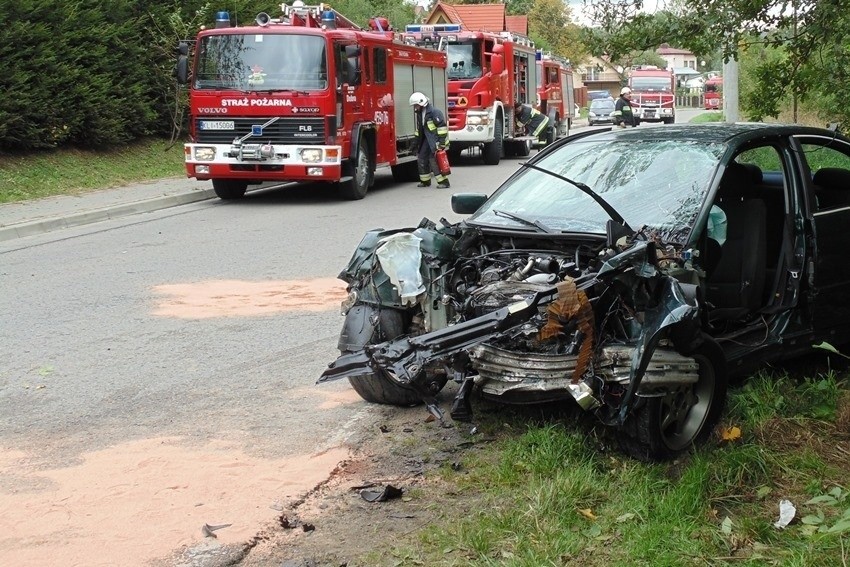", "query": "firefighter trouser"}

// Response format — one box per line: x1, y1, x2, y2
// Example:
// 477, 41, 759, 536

531, 115, 550, 139
417, 143, 449, 185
